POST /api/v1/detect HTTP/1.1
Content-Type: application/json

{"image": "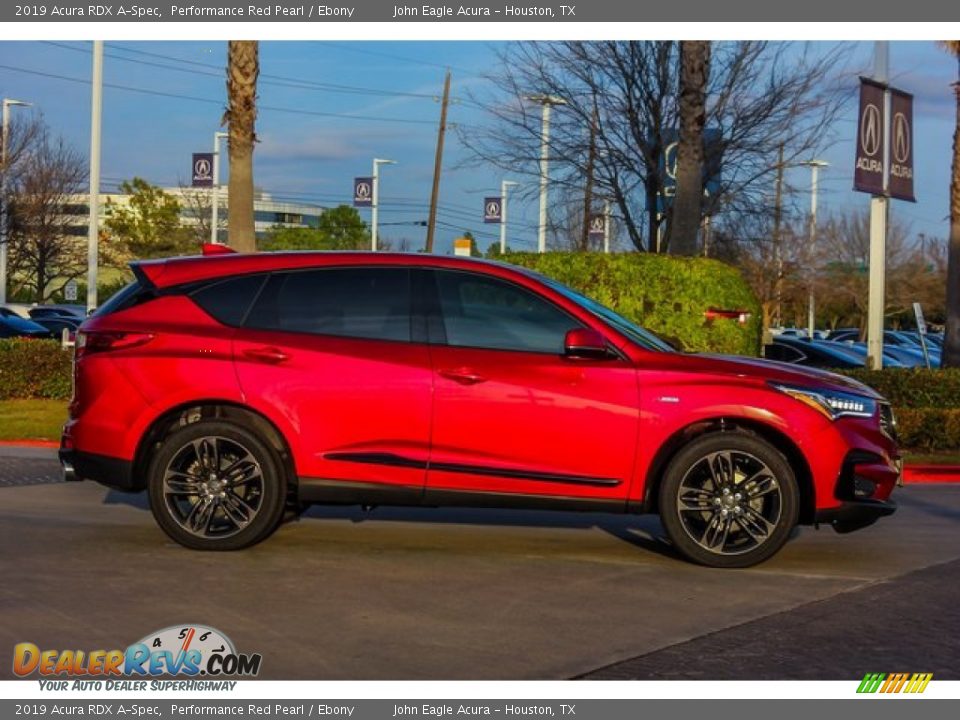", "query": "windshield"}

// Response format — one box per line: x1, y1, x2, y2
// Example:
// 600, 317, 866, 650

540, 277, 675, 352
